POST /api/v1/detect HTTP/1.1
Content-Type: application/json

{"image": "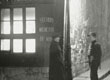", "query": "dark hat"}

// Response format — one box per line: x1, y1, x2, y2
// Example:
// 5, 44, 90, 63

87, 32, 97, 37
52, 33, 61, 39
